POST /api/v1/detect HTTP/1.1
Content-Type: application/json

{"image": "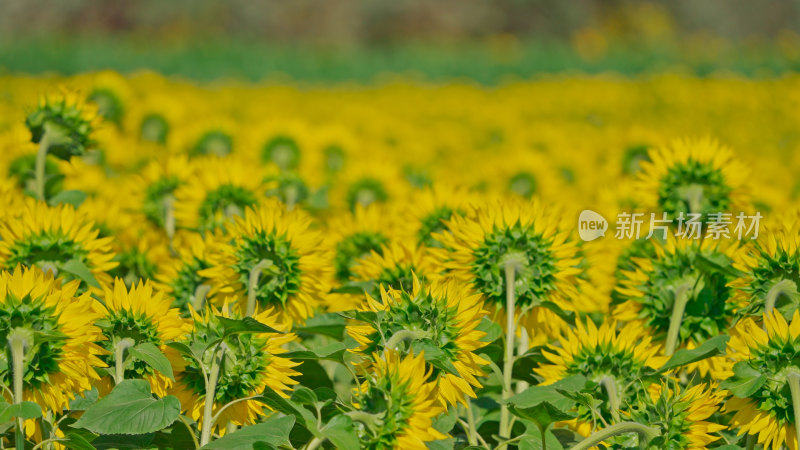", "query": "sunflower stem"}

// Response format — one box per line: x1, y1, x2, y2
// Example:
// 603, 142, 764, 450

764, 279, 797, 319
499, 257, 520, 445
114, 338, 135, 384
385, 328, 429, 350
164, 195, 176, 253
34, 130, 51, 202
8, 328, 32, 450
665, 282, 692, 356
305, 437, 324, 450
192, 284, 211, 312
465, 397, 478, 446
787, 370, 800, 450
246, 259, 273, 317
598, 375, 621, 422
568, 421, 659, 450
516, 327, 530, 393
200, 344, 226, 446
